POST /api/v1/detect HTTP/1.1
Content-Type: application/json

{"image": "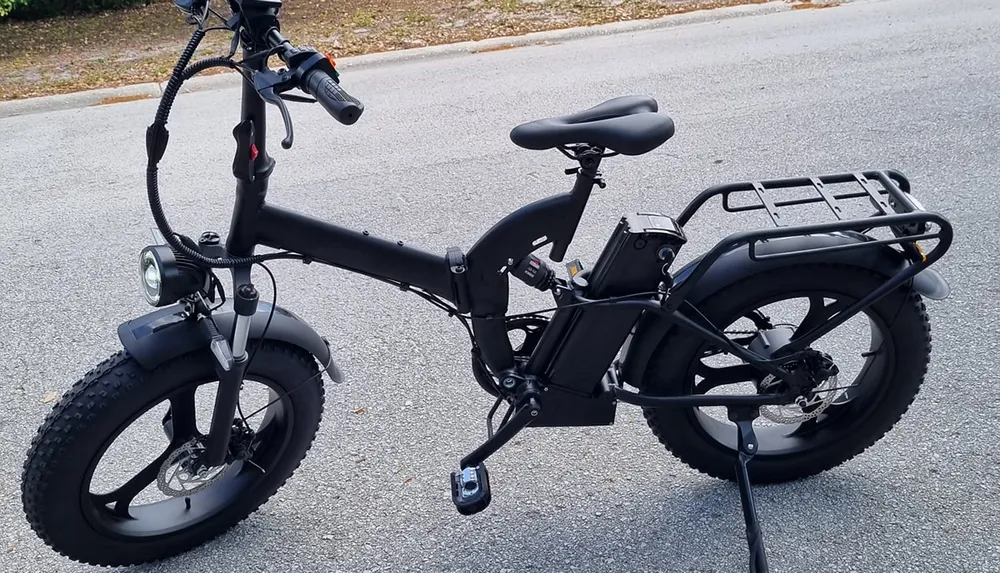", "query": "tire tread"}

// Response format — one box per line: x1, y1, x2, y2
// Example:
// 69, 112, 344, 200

21, 342, 324, 567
